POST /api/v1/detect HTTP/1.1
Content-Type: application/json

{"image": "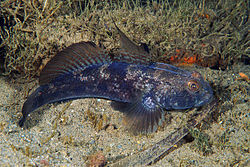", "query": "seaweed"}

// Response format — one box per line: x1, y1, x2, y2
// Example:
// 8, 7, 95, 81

0, 0, 248, 79
189, 128, 213, 155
